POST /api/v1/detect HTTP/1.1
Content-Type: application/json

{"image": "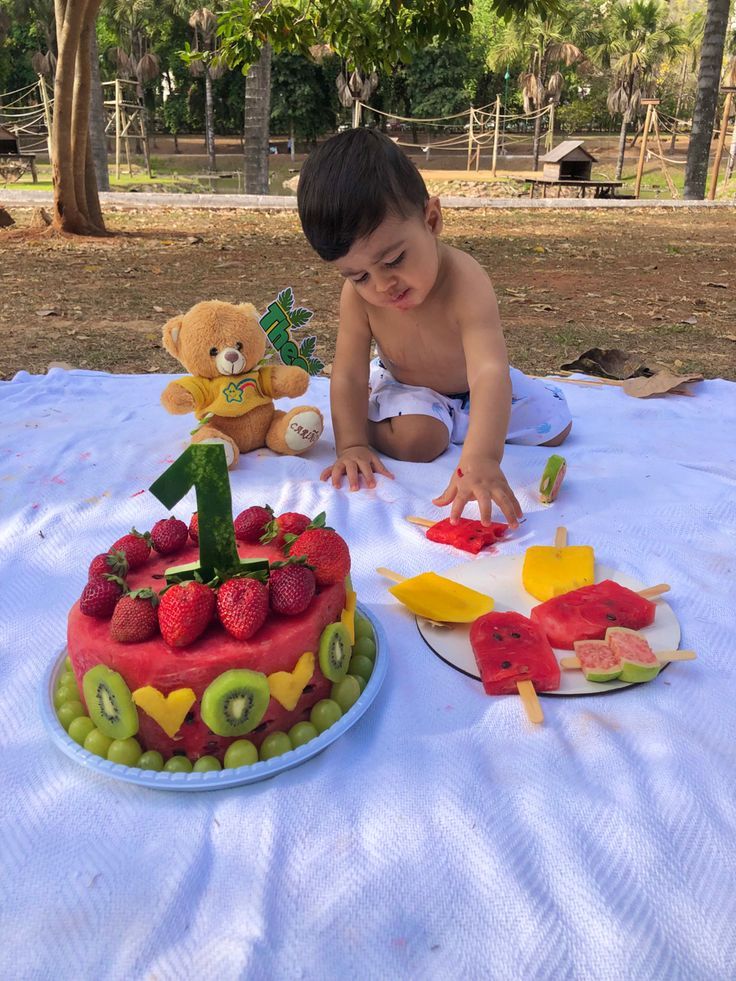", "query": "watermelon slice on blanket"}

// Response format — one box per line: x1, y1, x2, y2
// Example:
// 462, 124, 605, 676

470, 610, 560, 695
530, 580, 656, 650
426, 517, 509, 554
